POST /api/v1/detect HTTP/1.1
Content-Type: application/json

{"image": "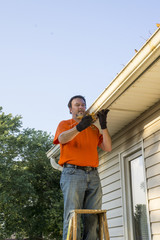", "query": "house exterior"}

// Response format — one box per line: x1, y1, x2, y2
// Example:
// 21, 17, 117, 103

47, 27, 160, 240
